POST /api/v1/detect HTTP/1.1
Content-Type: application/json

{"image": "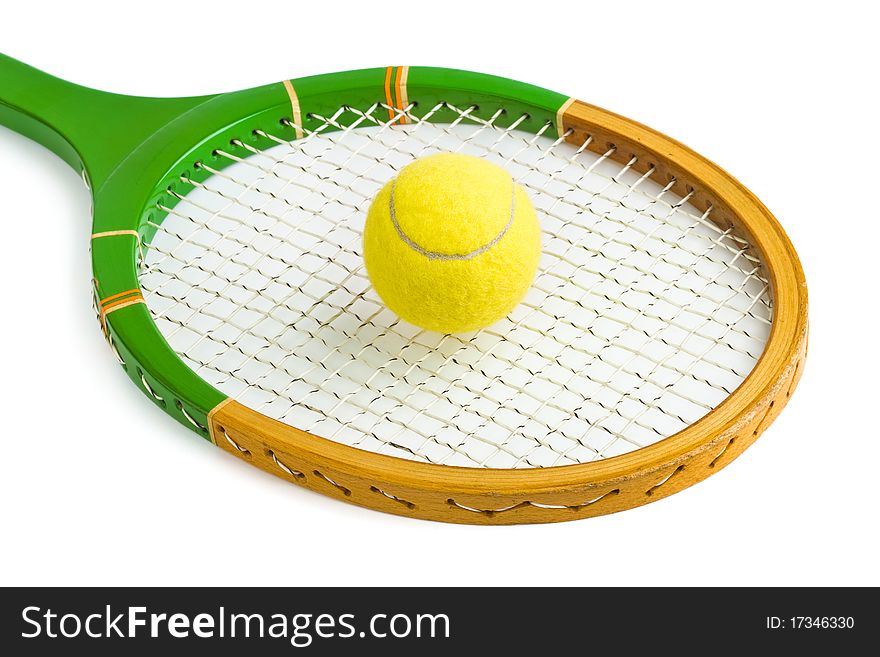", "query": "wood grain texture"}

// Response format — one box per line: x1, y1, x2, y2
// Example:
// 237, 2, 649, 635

204, 98, 808, 524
